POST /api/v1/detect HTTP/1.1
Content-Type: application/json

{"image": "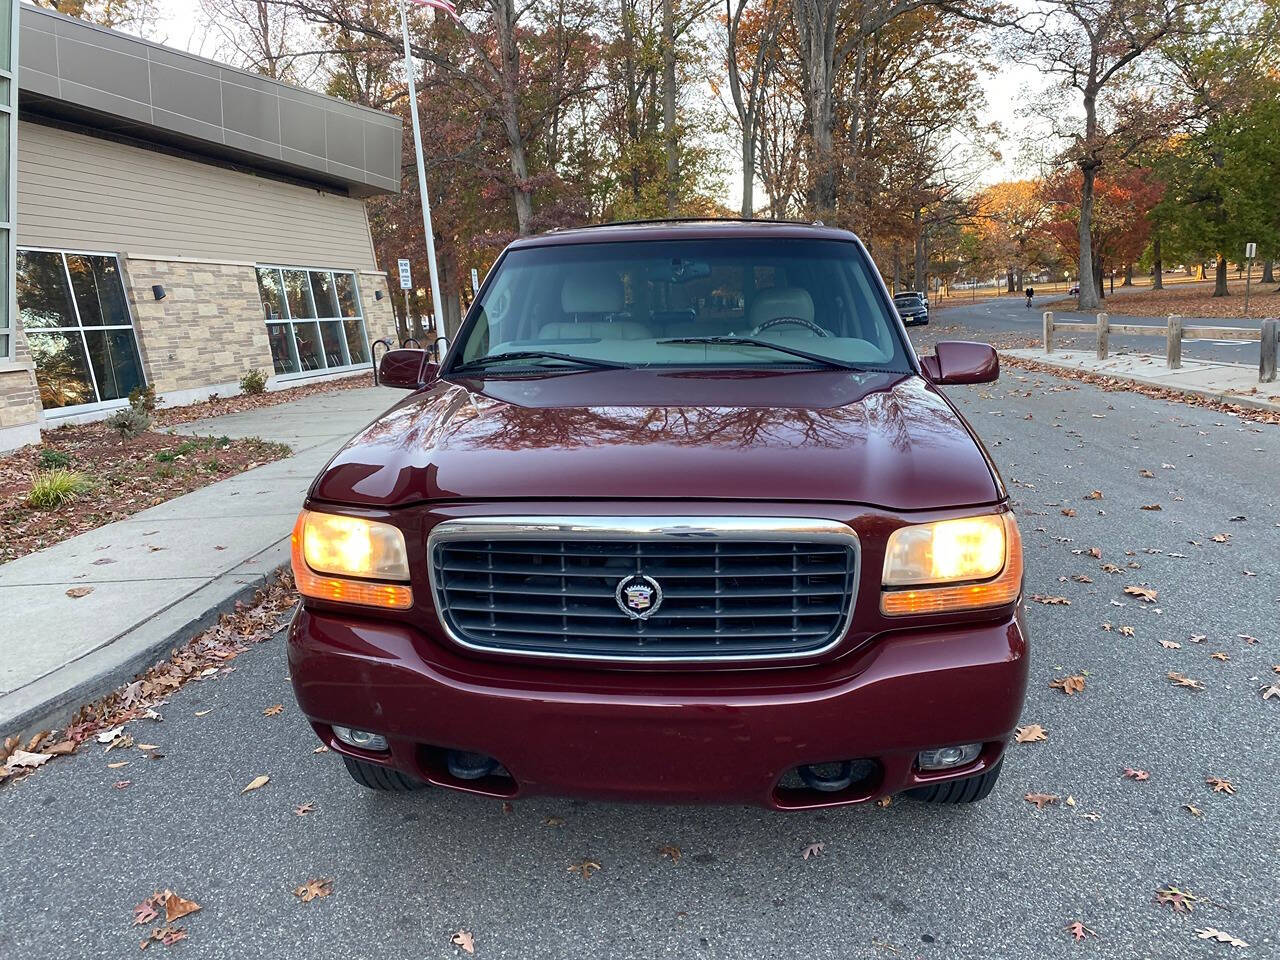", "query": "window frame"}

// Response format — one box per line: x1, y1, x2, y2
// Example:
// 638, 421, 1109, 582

0, 1, 18, 365
256, 264, 371, 380
17, 245, 146, 414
